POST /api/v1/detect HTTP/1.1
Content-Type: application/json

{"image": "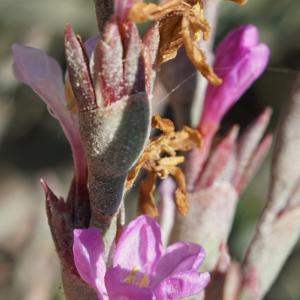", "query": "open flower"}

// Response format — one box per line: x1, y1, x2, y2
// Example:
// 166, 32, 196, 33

73, 215, 210, 299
